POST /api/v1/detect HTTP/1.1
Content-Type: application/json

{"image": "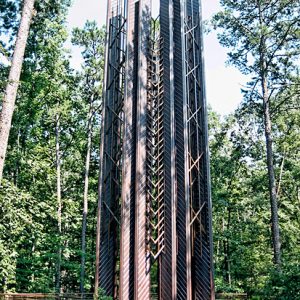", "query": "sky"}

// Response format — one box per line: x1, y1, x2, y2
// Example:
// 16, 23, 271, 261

66, 0, 248, 116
